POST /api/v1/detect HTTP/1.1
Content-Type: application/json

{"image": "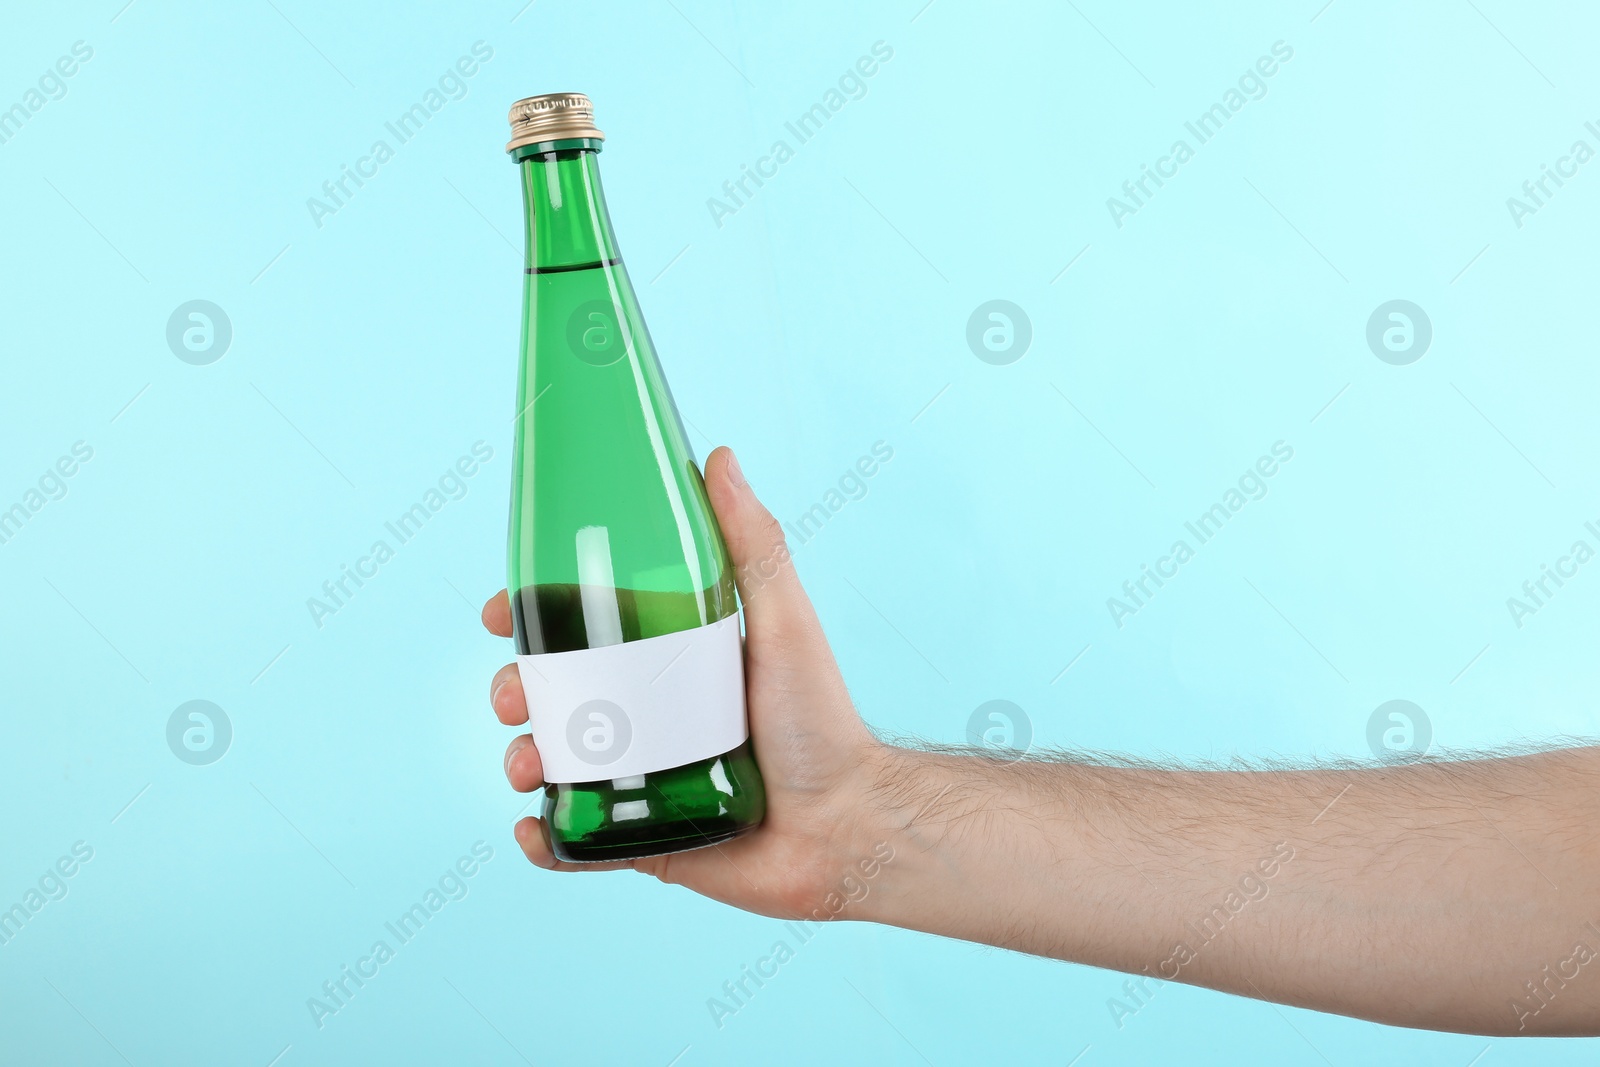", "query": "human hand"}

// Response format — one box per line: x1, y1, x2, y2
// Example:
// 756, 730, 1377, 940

482, 446, 897, 920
